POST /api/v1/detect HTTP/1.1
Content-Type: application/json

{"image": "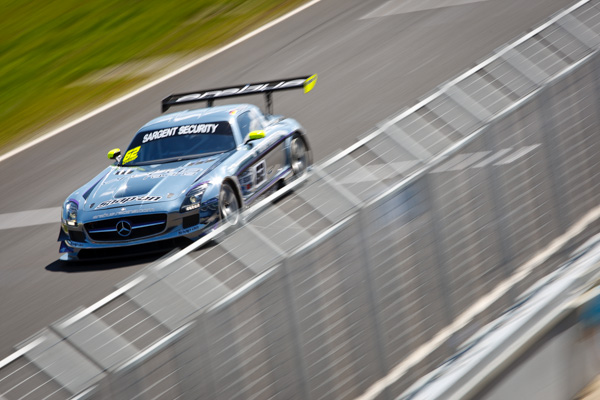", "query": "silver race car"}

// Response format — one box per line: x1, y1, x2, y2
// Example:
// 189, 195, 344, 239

58, 75, 317, 260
